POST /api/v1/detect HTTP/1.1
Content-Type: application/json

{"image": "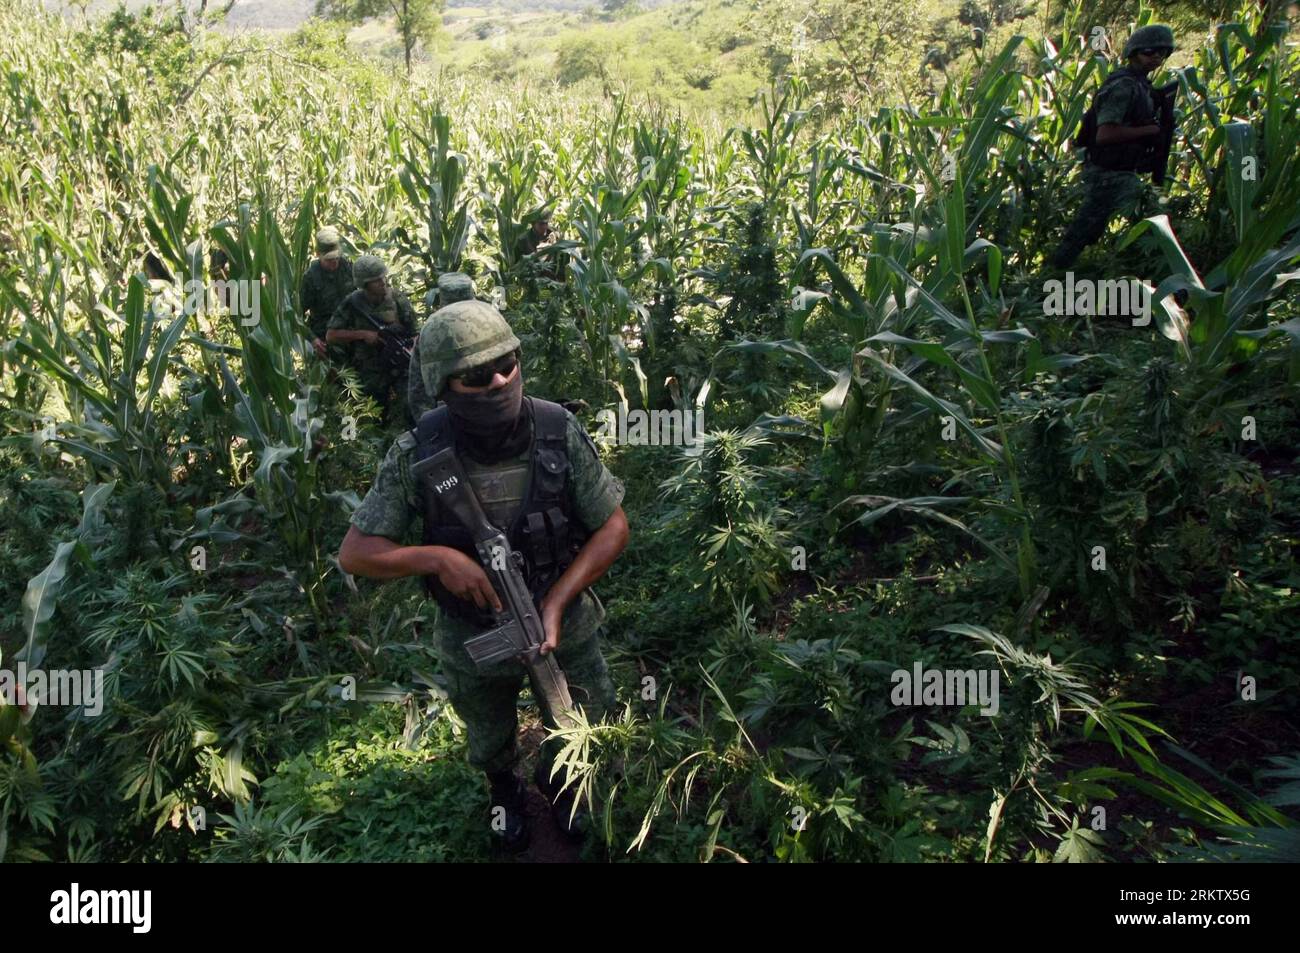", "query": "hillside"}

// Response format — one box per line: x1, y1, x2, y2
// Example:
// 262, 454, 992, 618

47, 0, 991, 114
